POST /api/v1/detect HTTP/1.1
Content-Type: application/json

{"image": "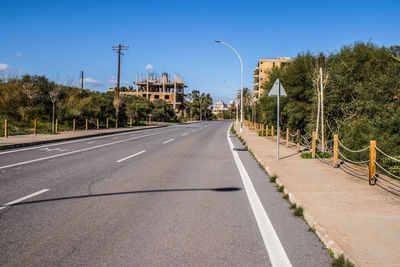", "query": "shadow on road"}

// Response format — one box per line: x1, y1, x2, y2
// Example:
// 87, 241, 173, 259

6, 187, 242, 207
